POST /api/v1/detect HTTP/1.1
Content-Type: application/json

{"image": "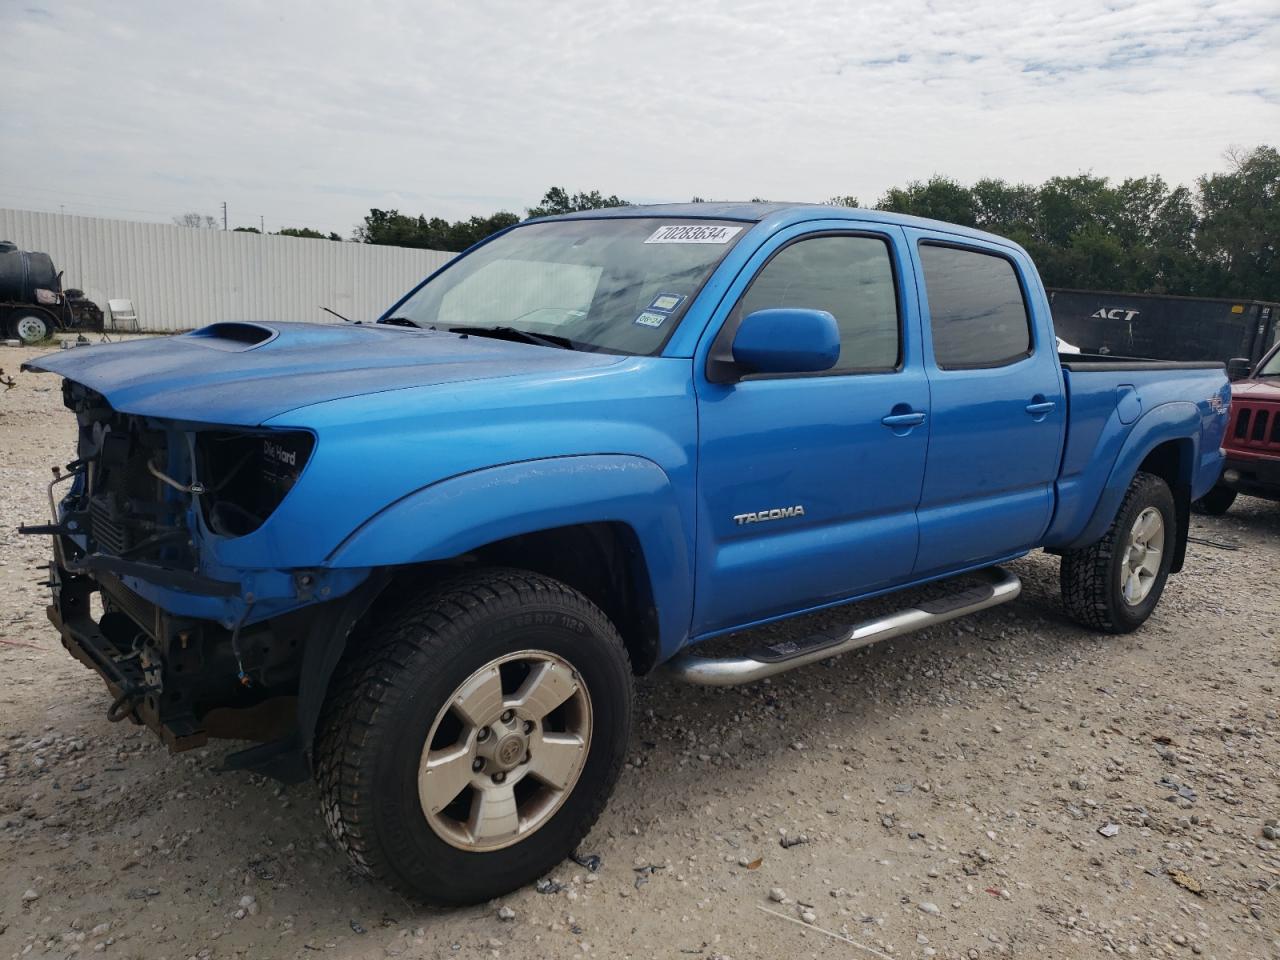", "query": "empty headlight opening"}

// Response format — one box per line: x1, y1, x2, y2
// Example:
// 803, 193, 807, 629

195, 431, 315, 537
